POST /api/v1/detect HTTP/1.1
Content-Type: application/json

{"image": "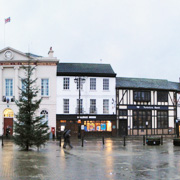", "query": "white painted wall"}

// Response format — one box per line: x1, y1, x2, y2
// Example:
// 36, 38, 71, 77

56, 76, 116, 115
